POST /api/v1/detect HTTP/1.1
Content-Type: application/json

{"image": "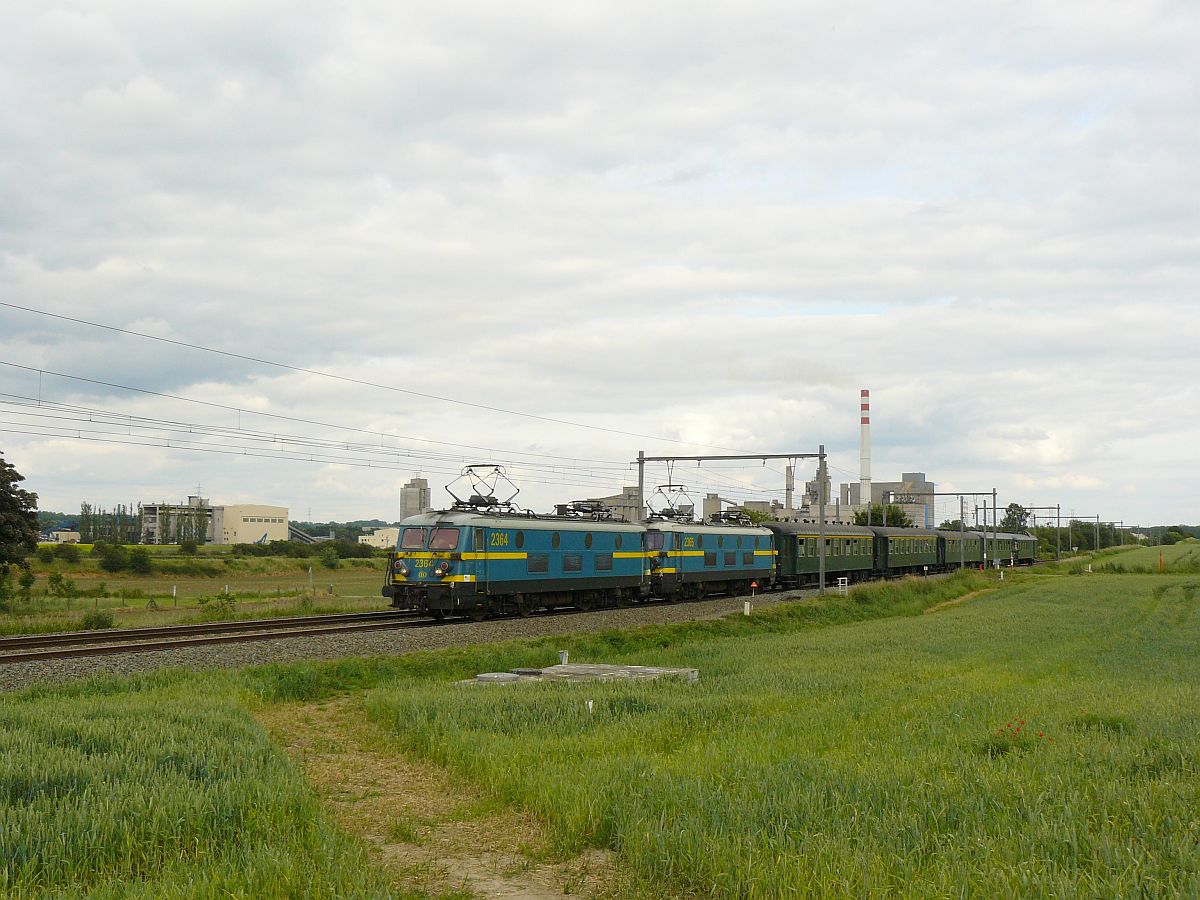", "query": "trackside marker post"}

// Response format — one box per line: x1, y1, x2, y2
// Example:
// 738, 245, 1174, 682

743, 601, 751, 616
